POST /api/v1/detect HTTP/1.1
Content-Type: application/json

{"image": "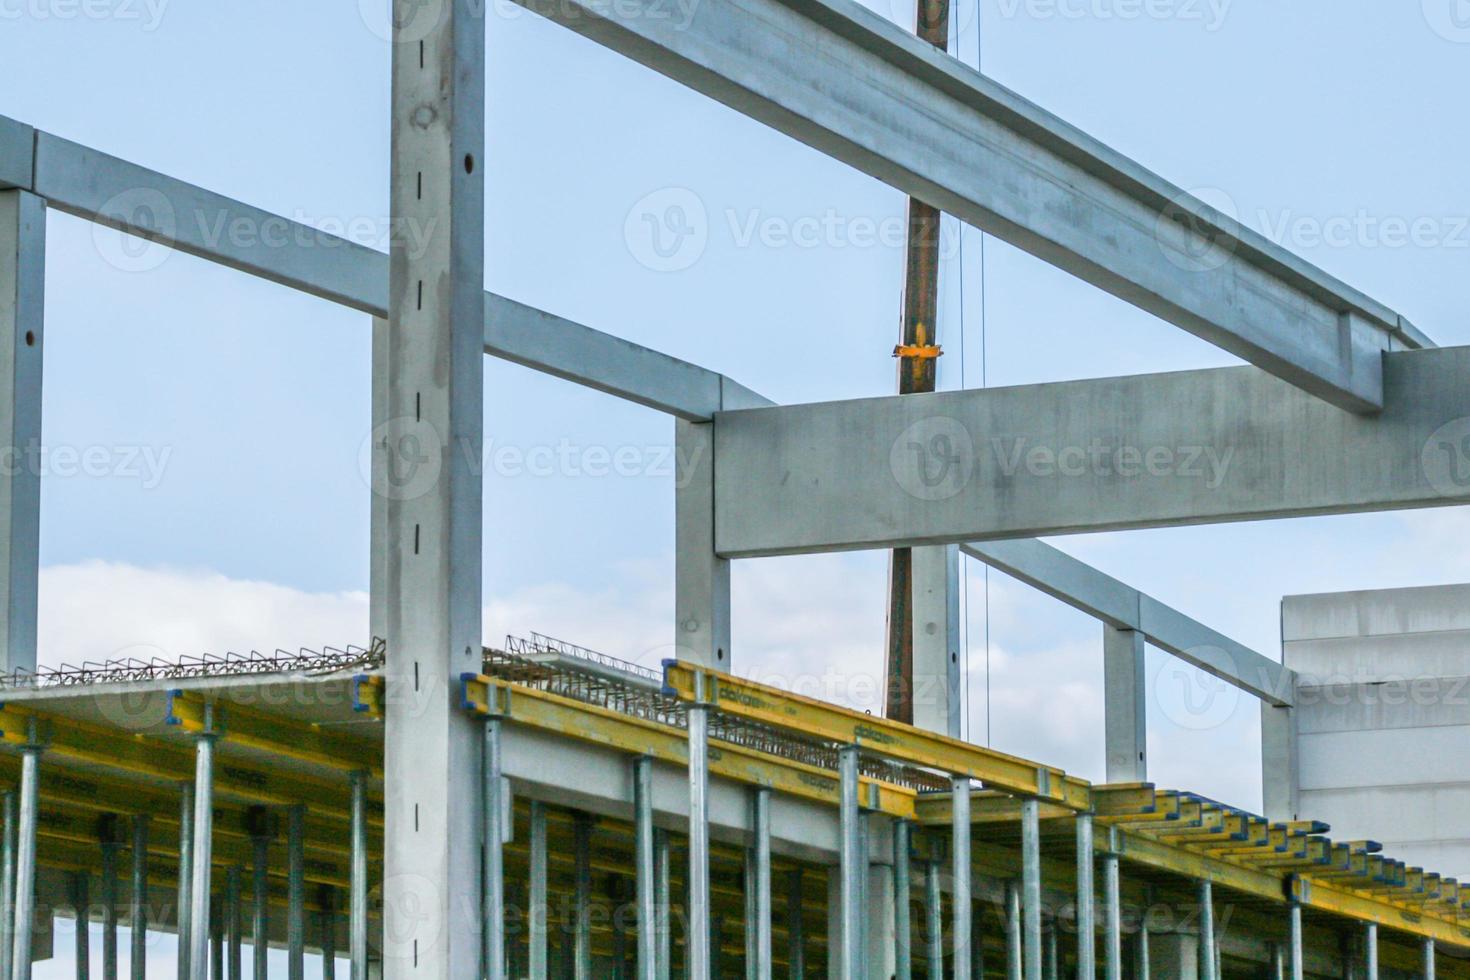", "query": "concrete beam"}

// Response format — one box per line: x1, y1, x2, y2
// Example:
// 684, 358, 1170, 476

714, 347, 1470, 553
0, 118, 31, 191
511, 0, 1428, 411
0, 192, 43, 675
